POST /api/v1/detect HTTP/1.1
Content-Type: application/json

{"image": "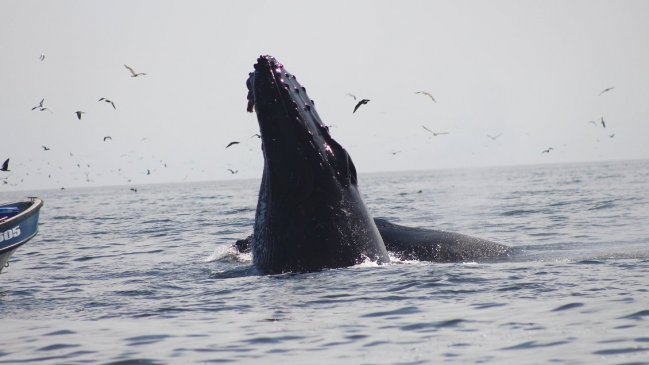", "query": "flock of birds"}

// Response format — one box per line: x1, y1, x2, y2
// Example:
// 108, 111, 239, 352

1, 52, 620, 190
1, 57, 159, 190
351, 86, 617, 155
